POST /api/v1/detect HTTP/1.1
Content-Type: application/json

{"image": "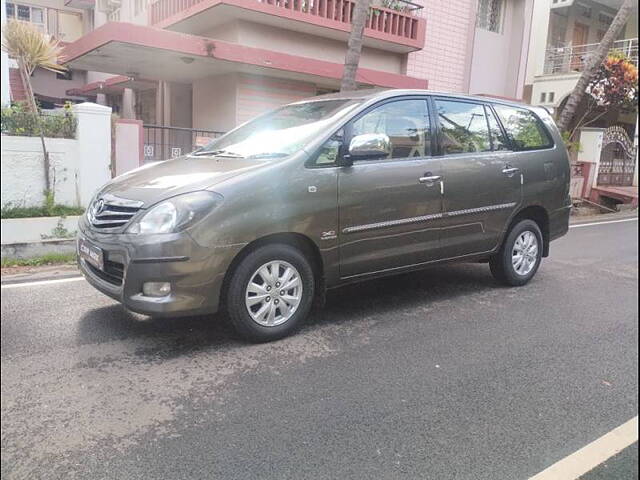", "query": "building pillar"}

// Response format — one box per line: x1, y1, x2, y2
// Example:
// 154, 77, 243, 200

633, 119, 638, 188
121, 88, 136, 119
576, 127, 605, 190
72, 102, 112, 206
